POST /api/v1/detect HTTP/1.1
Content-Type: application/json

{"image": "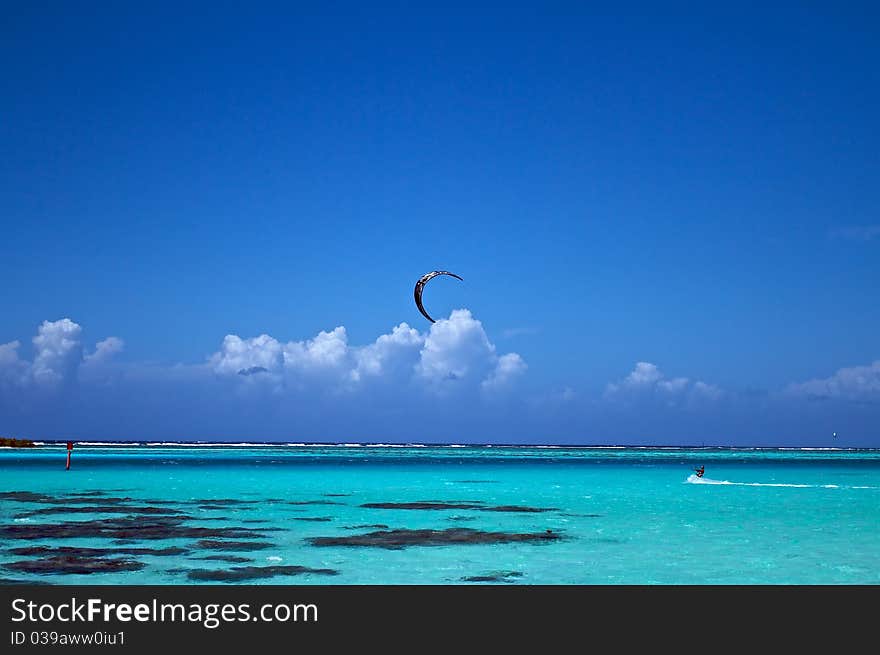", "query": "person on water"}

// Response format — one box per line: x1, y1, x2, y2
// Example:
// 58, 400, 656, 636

693, 465, 705, 478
